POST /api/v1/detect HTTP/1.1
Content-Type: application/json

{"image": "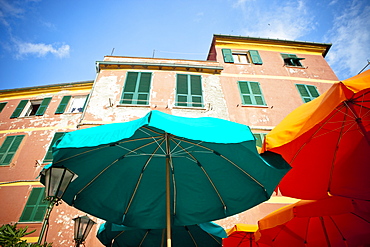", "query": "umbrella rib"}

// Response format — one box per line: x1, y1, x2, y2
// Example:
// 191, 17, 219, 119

138, 229, 150, 247
54, 145, 107, 164
344, 101, 370, 145
327, 106, 347, 194
351, 211, 370, 224
172, 137, 269, 197
272, 218, 307, 244
73, 138, 164, 201
124, 138, 166, 216
170, 159, 177, 217
327, 215, 348, 243
237, 232, 251, 247
207, 231, 223, 245
139, 127, 167, 154
112, 230, 126, 247
290, 104, 347, 164
170, 138, 227, 211
319, 216, 332, 247
54, 135, 163, 164
184, 226, 198, 247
